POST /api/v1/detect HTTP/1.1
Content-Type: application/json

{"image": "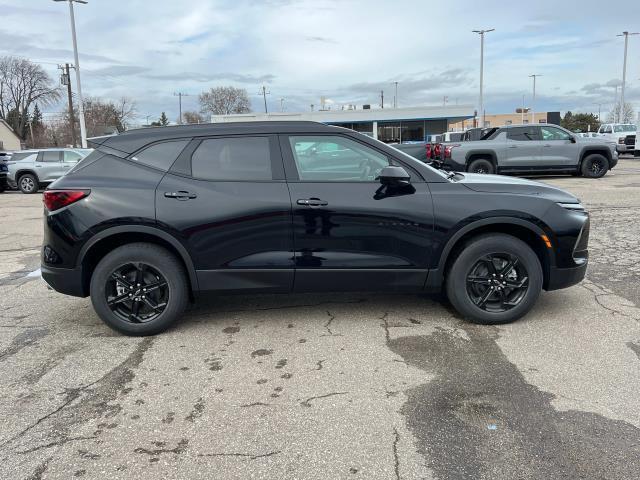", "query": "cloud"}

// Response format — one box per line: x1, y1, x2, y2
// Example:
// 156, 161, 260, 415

305, 36, 338, 44
146, 72, 276, 84
85, 65, 151, 77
